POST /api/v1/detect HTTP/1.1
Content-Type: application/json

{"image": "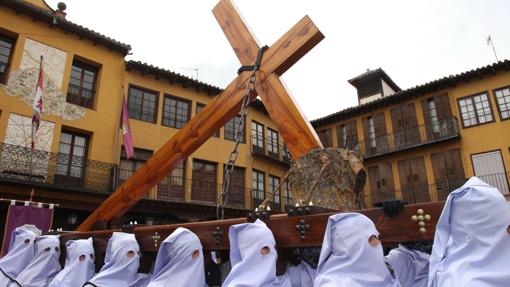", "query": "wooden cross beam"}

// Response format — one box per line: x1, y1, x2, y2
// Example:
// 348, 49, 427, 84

77, 0, 324, 231
64, 202, 444, 252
